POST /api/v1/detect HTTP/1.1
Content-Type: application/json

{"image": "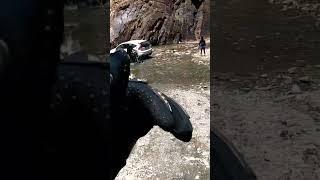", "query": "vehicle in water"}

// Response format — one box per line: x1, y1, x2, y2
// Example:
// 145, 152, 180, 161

110, 40, 153, 62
